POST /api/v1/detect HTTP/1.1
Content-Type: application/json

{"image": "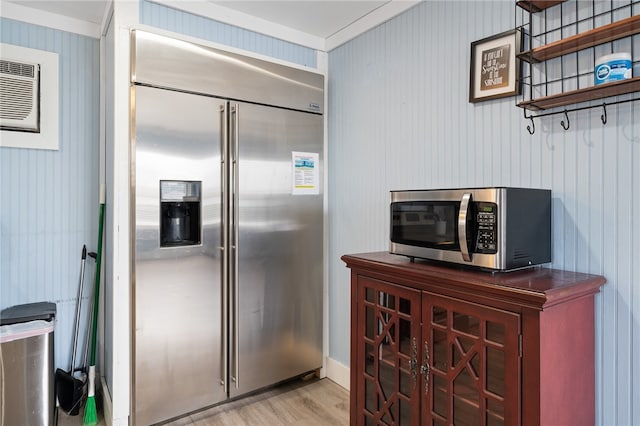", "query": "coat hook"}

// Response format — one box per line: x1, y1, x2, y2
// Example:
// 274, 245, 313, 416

560, 109, 570, 130
527, 116, 535, 135
601, 103, 607, 125
524, 110, 535, 135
